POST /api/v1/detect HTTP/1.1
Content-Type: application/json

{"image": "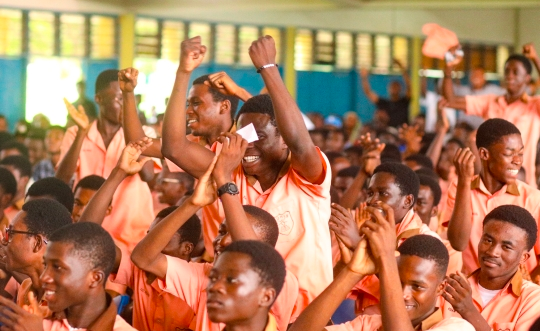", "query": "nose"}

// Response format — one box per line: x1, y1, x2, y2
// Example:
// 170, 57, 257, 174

366, 193, 379, 205
512, 154, 522, 165
40, 265, 53, 284
485, 243, 501, 258
402, 285, 413, 300
207, 276, 226, 294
